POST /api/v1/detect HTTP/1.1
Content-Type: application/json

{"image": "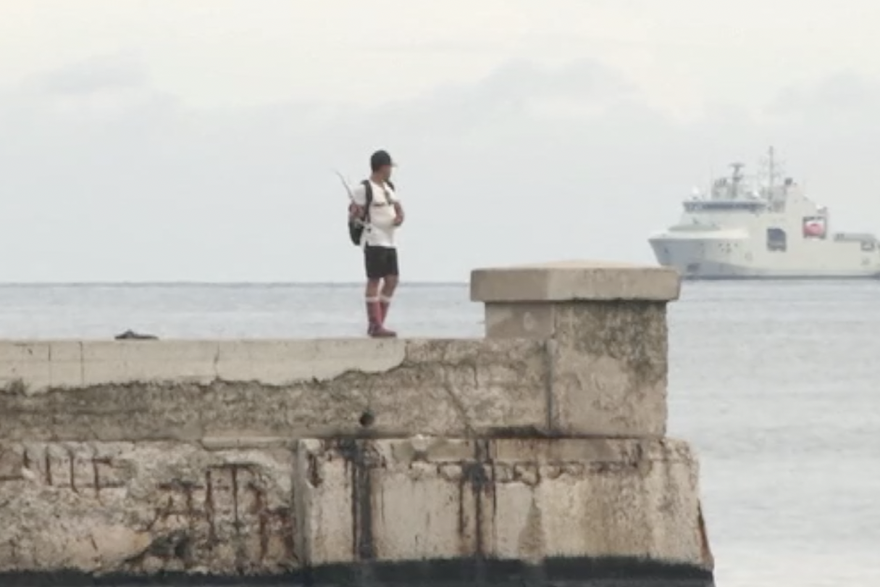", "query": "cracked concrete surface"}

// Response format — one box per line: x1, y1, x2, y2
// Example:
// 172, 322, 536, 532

0, 336, 665, 440
0, 438, 712, 577
0, 339, 409, 394
0, 441, 294, 575
481, 301, 670, 436
0, 339, 548, 441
